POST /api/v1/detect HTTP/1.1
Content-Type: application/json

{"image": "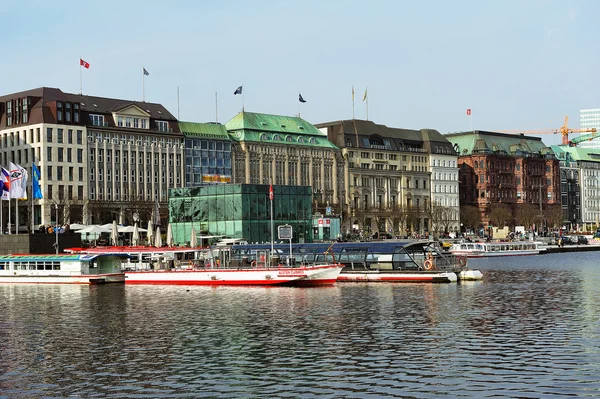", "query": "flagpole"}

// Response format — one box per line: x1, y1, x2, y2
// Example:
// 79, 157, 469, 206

298, 91, 301, 117
270, 179, 274, 262
352, 85, 355, 119
79, 58, 83, 95
7, 199, 10, 235
242, 87, 245, 112
215, 92, 219, 122
142, 67, 145, 102
0, 198, 3, 235
31, 169, 34, 233
15, 195, 18, 235
365, 87, 369, 121
177, 87, 180, 120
